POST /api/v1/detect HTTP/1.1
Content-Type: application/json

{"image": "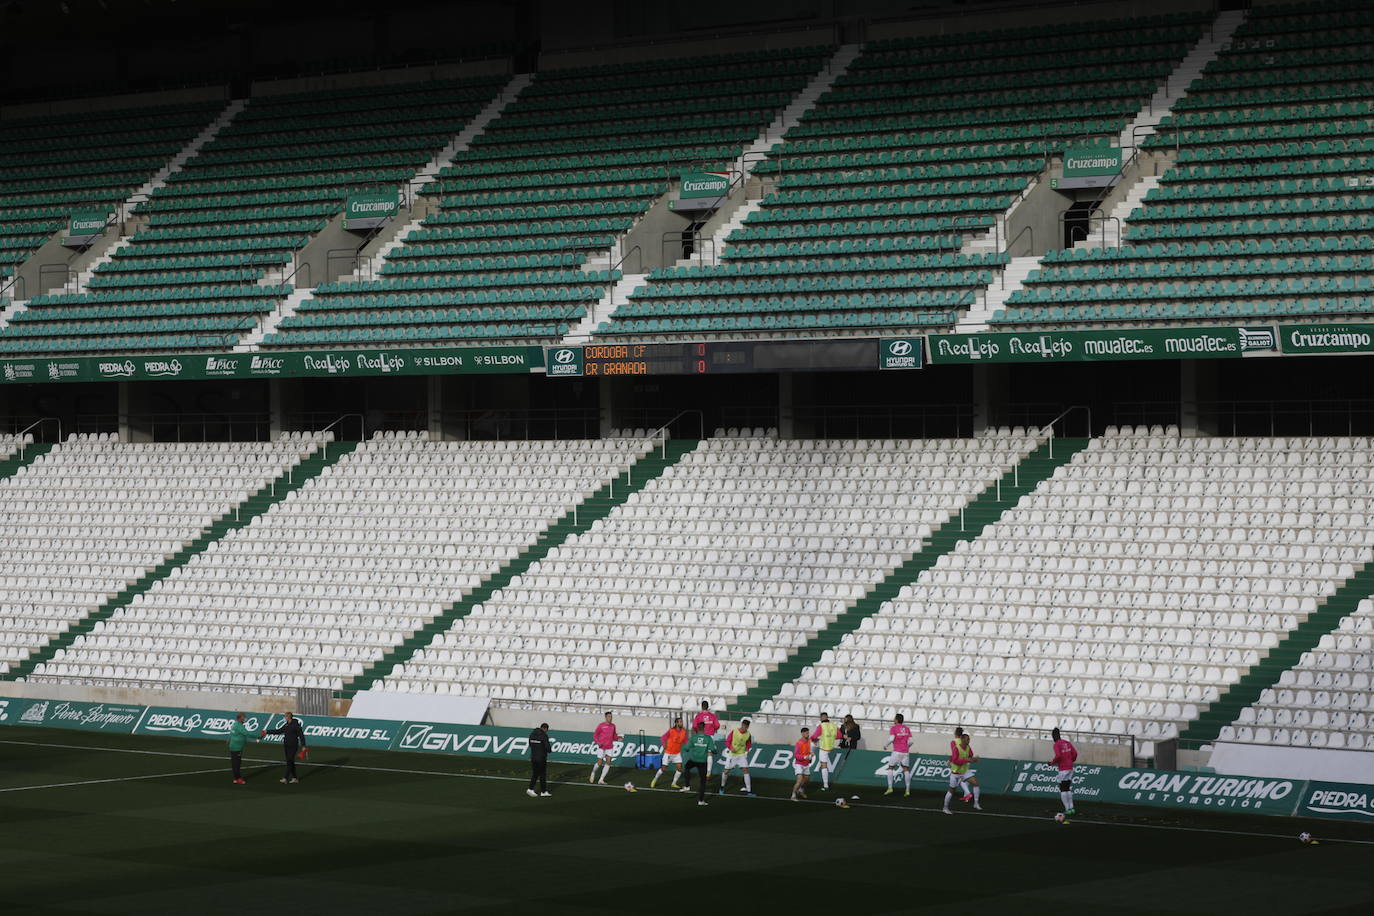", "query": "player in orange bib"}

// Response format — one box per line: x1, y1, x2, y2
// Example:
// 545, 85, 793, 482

651, 717, 689, 789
